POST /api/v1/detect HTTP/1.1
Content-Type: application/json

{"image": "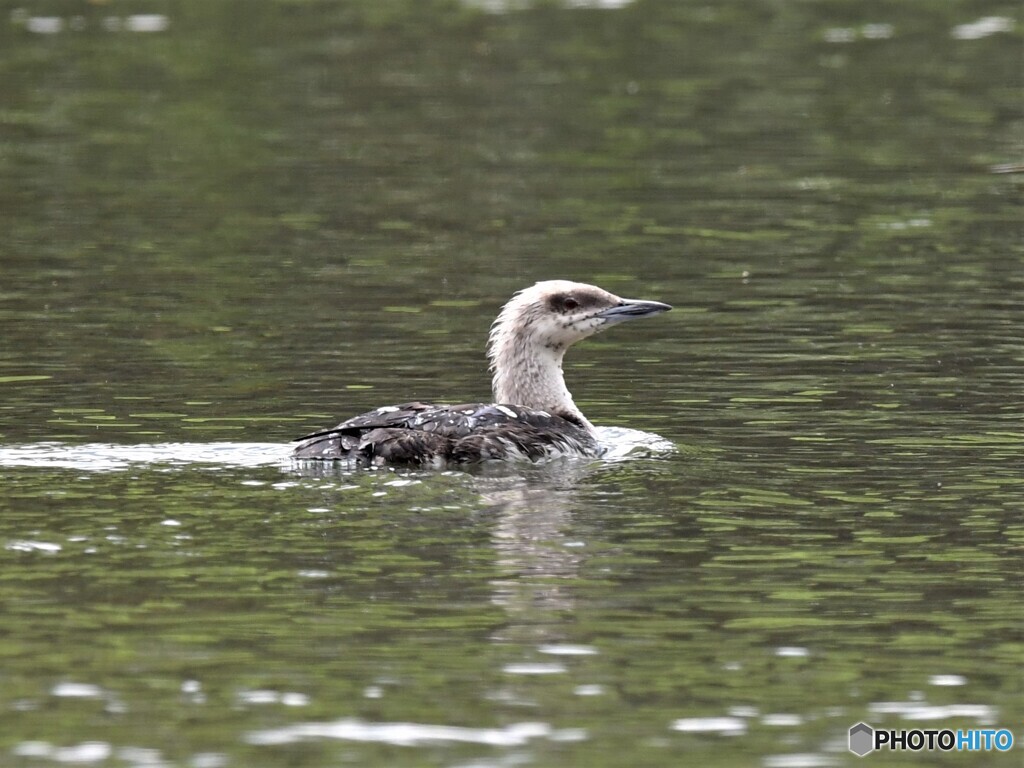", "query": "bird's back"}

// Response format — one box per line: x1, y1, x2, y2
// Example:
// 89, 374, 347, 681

292, 402, 600, 467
